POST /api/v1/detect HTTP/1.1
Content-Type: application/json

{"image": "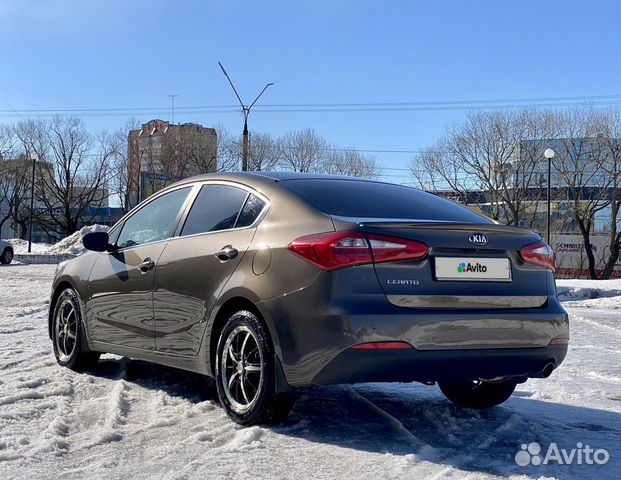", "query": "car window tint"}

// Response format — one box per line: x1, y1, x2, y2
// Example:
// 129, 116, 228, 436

181, 184, 248, 236
235, 194, 266, 228
117, 187, 191, 249
281, 179, 493, 223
